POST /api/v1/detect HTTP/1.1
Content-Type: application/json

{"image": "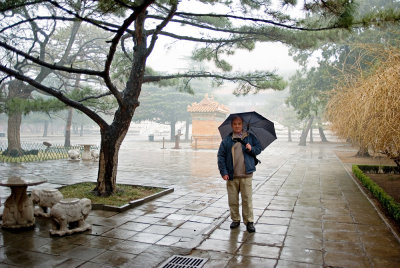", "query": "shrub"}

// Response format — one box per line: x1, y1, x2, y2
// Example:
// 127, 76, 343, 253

25, 149, 39, 155
353, 165, 400, 223
358, 164, 400, 174
3, 149, 23, 157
